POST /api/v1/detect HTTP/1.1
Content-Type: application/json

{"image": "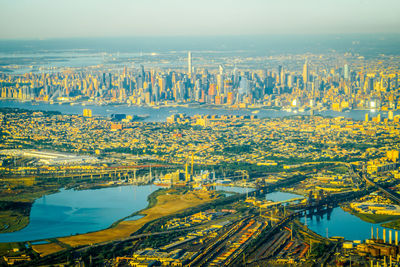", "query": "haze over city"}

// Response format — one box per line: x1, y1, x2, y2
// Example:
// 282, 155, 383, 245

1, 0, 400, 266
0, 0, 400, 39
